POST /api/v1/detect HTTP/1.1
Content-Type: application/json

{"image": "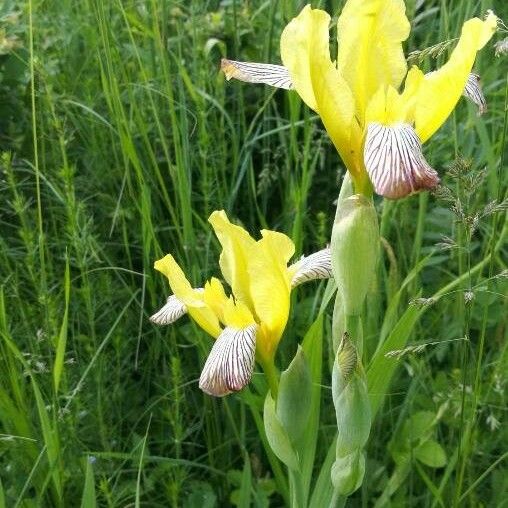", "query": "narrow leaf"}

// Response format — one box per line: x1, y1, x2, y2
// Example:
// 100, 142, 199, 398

80, 458, 97, 508
53, 257, 70, 394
